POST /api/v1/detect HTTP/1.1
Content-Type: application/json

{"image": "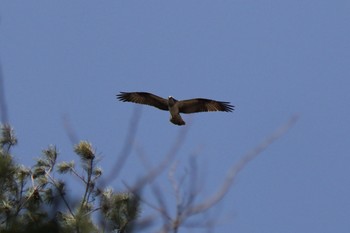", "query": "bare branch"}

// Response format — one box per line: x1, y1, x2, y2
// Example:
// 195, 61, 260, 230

0, 59, 9, 124
184, 151, 202, 208
184, 115, 299, 216
105, 106, 142, 183
126, 123, 190, 193
62, 114, 79, 146
135, 146, 172, 223
152, 115, 299, 233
